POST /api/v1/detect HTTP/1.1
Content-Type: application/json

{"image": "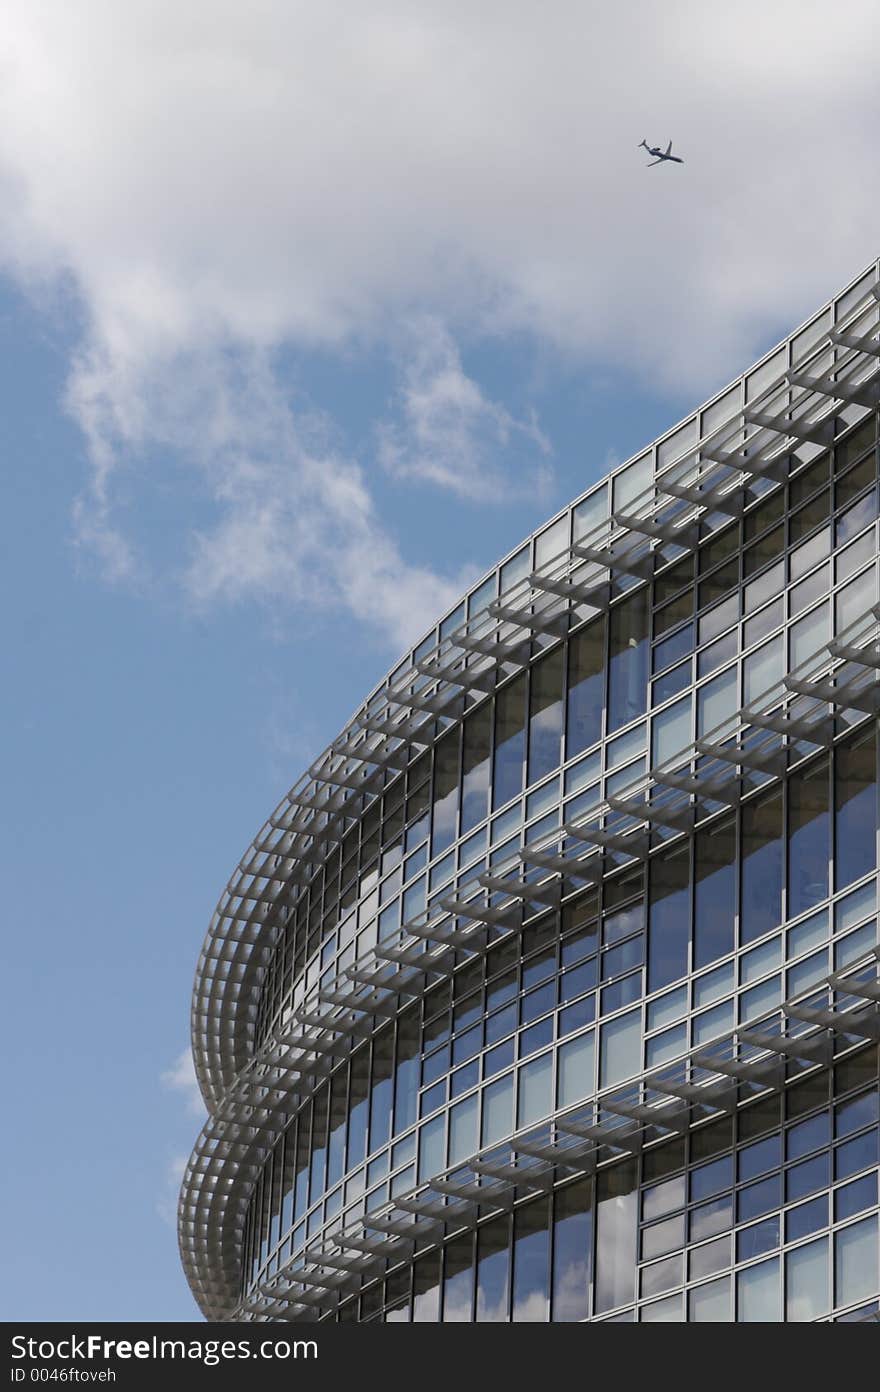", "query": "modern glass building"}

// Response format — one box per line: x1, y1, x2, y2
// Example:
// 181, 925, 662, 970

179, 261, 880, 1323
